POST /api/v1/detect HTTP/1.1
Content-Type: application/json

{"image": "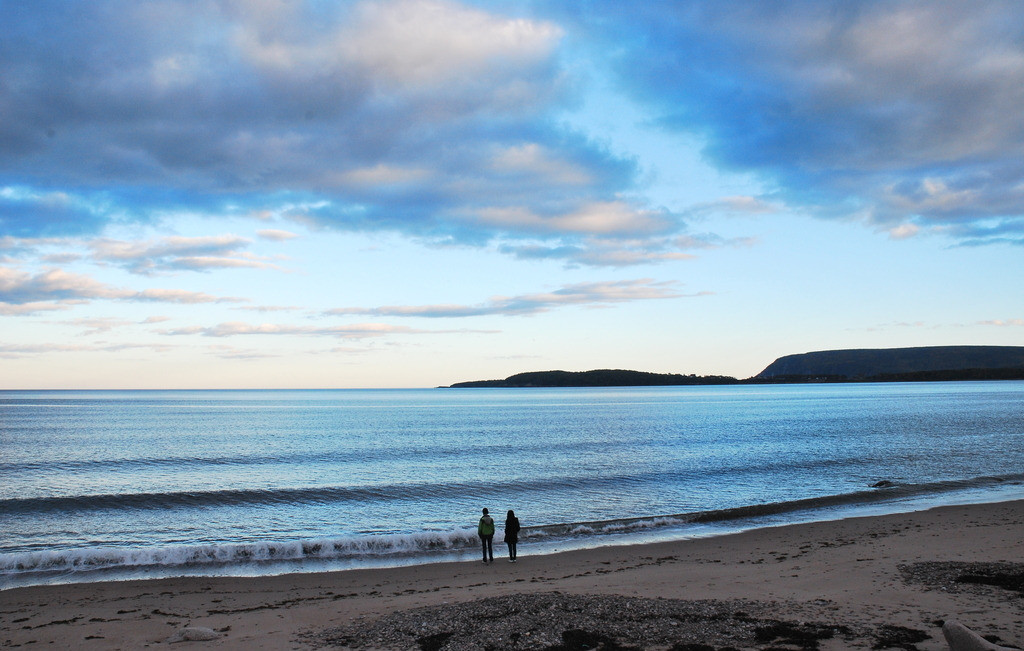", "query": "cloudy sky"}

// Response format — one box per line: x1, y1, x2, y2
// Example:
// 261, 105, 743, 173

2, 0, 1022, 389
